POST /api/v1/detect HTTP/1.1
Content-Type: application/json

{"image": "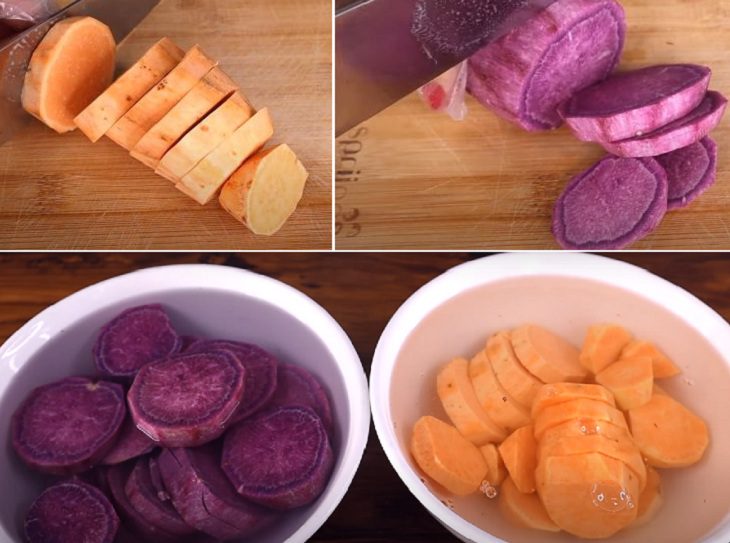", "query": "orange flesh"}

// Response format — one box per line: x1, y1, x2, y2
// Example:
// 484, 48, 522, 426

621, 340, 681, 379
499, 477, 560, 532
498, 425, 538, 493
534, 398, 628, 440
595, 355, 653, 410
511, 325, 588, 383
486, 331, 544, 408
580, 324, 633, 375
635, 467, 663, 526
531, 382, 615, 419
479, 443, 507, 486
